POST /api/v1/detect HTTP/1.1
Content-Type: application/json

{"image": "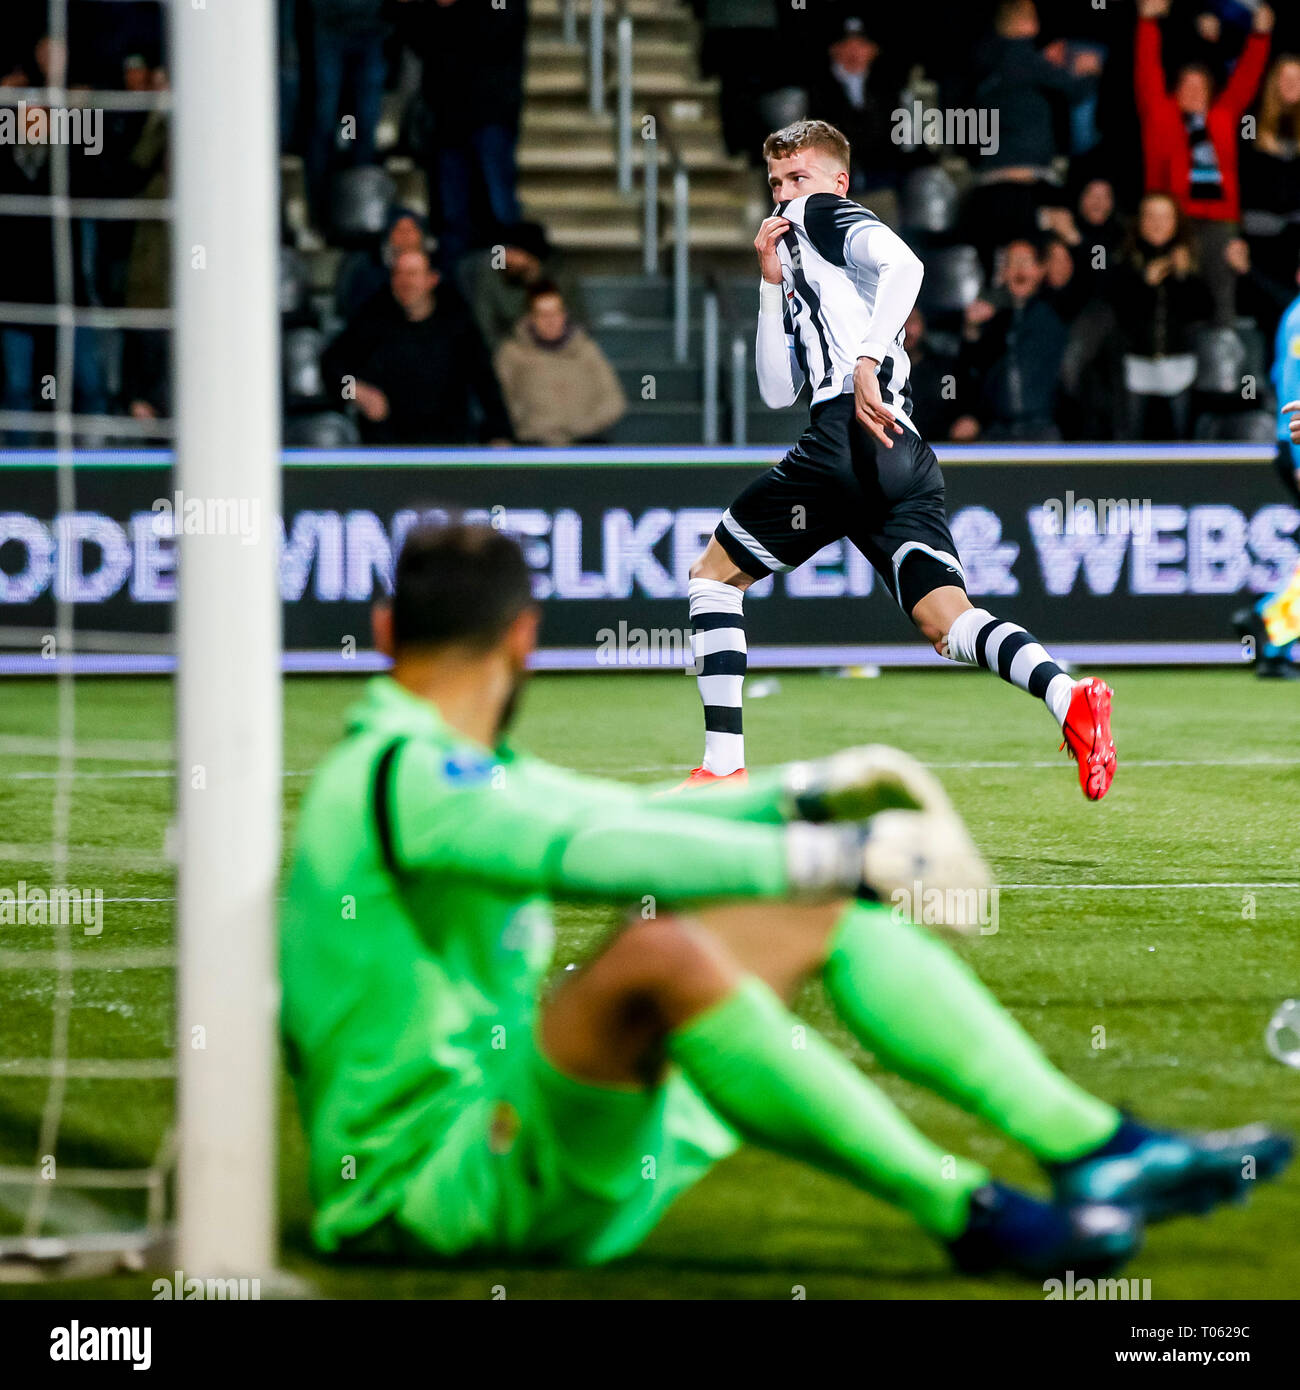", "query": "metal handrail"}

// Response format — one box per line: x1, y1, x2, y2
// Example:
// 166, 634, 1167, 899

702, 291, 719, 443
731, 334, 749, 445
672, 161, 689, 364
640, 102, 691, 364
615, 6, 634, 195
642, 128, 659, 275
589, 0, 605, 116
561, 0, 578, 47
703, 270, 750, 445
